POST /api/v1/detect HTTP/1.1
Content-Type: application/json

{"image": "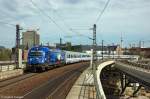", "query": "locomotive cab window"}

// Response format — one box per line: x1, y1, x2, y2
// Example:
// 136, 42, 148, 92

30, 51, 43, 56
